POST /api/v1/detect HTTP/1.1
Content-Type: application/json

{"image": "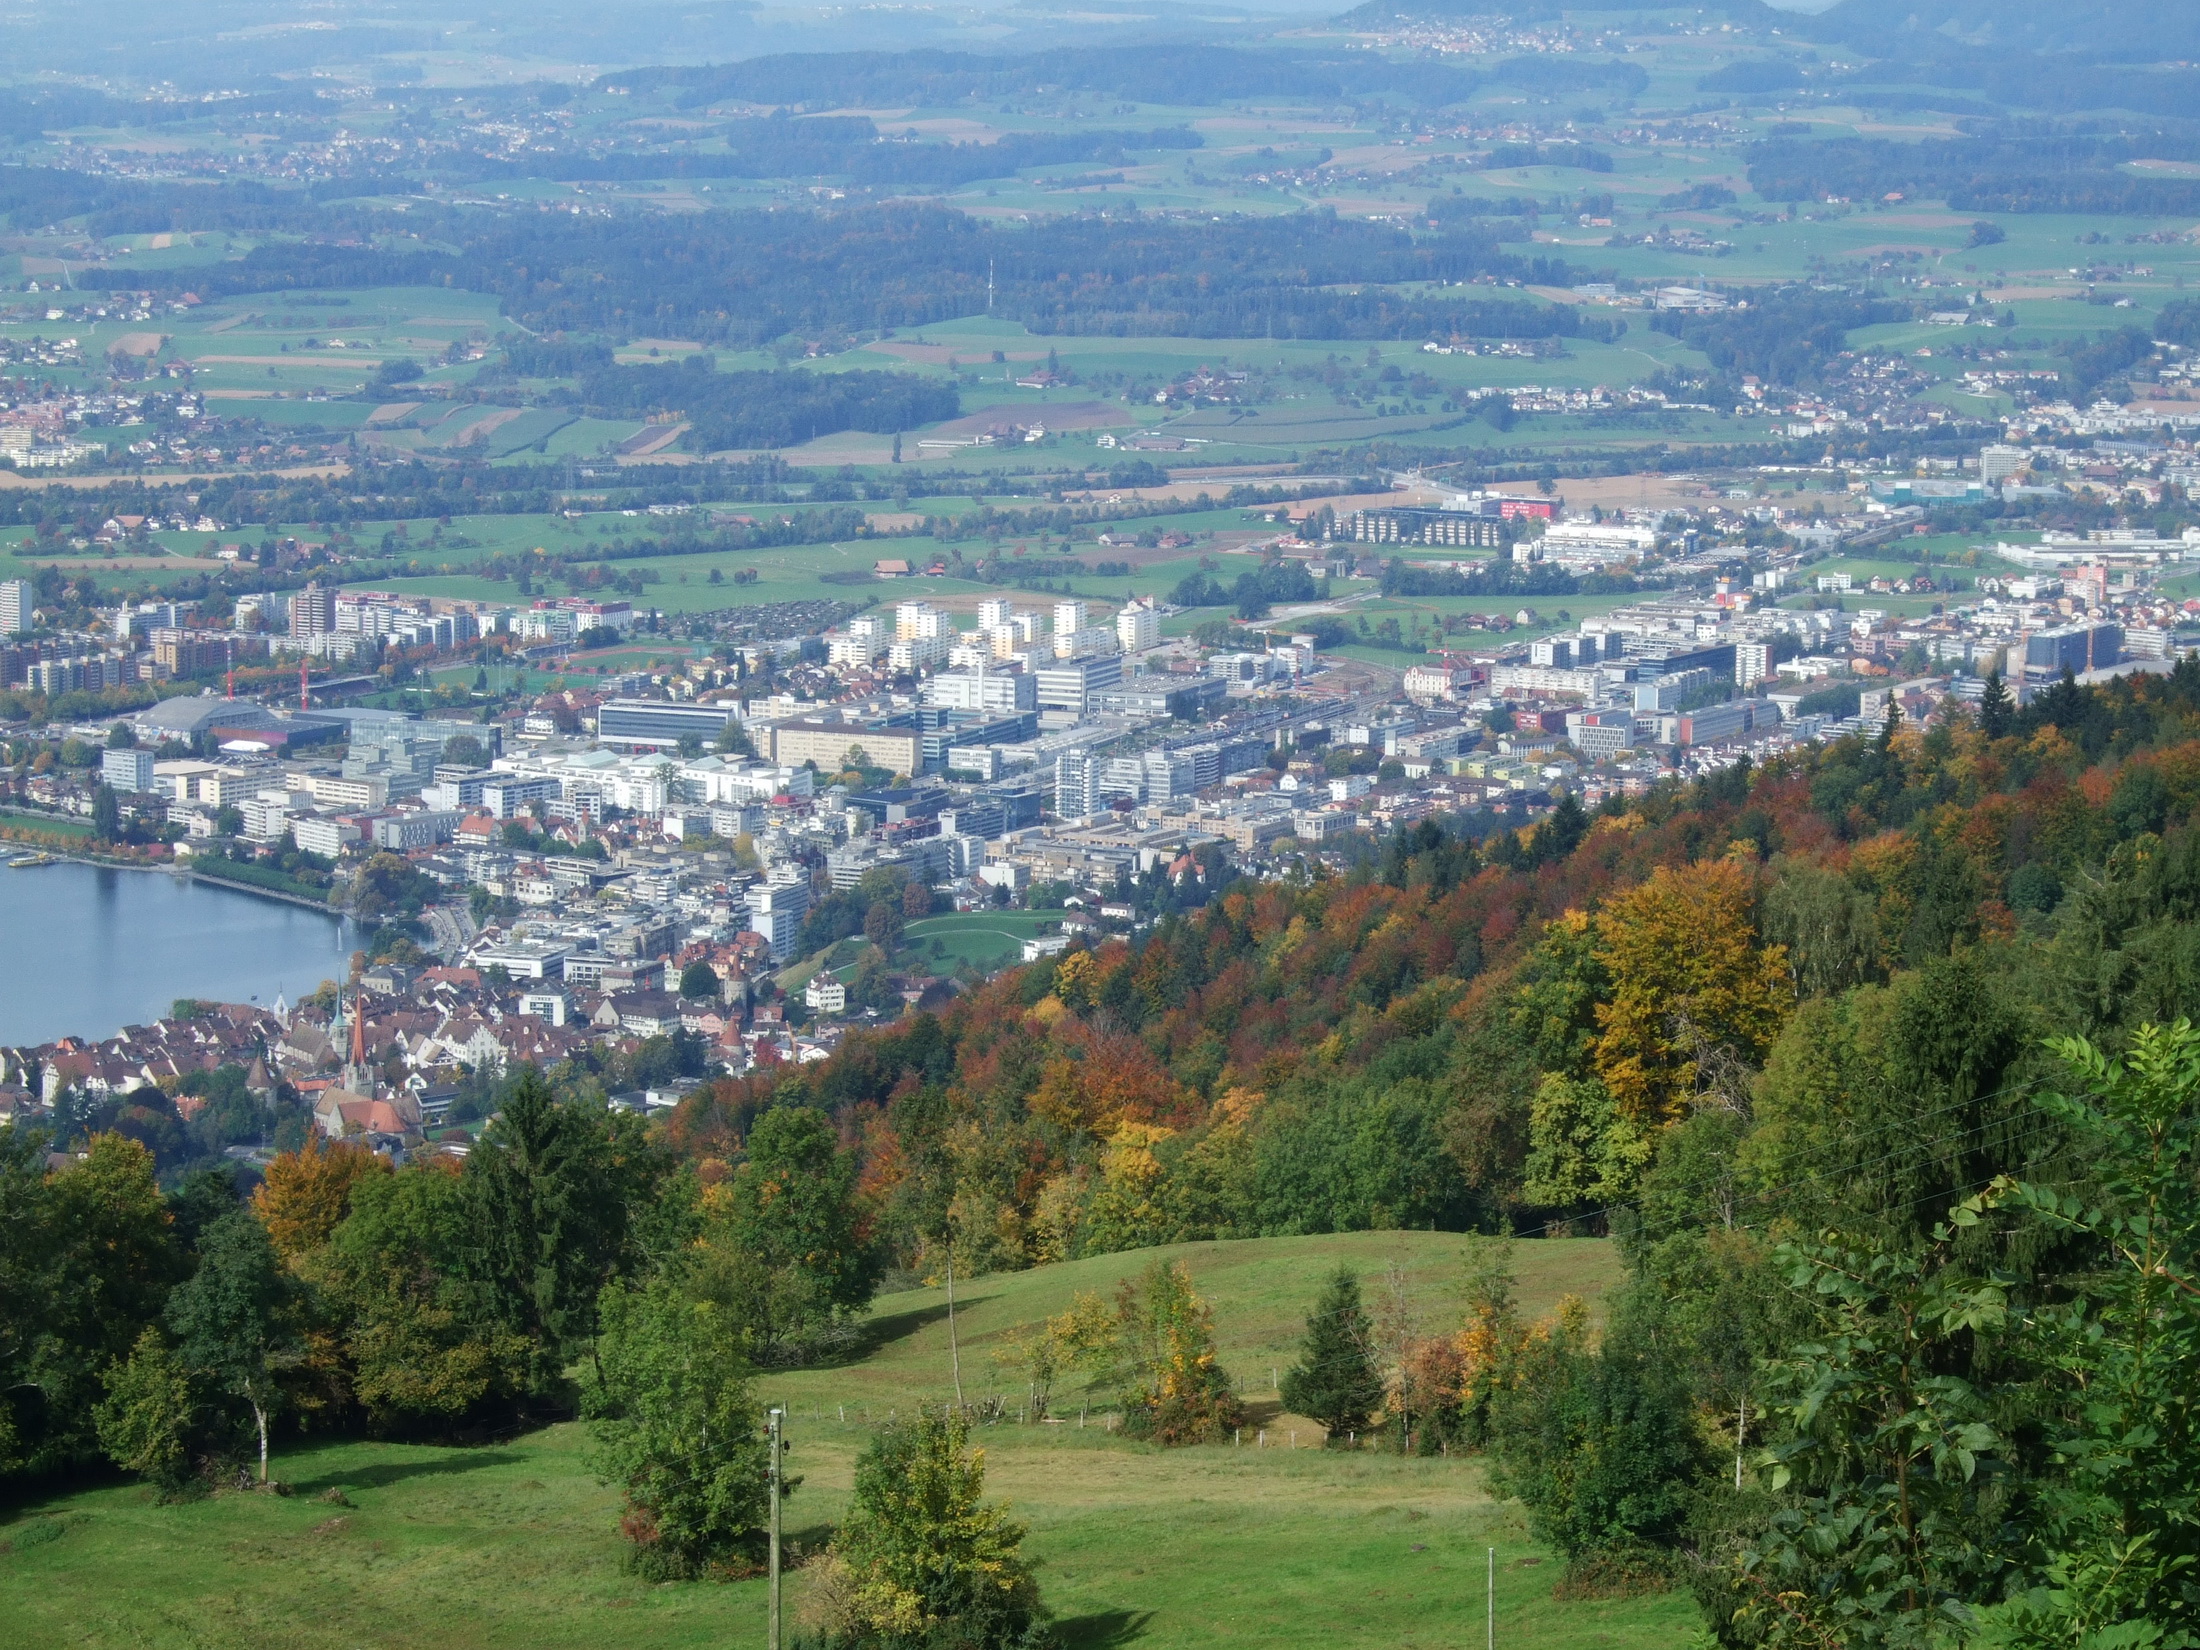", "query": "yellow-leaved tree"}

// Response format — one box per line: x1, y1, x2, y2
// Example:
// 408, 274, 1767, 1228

1591, 858, 1793, 1126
